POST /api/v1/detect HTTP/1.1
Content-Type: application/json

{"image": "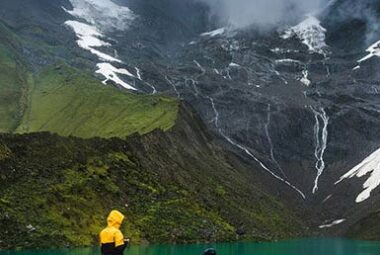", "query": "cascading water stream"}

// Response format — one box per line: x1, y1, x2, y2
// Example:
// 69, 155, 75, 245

208, 97, 306, 199
264, 104, 287, 179
311, 107, 329, 194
